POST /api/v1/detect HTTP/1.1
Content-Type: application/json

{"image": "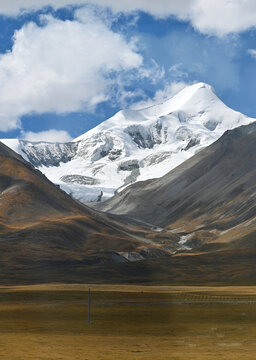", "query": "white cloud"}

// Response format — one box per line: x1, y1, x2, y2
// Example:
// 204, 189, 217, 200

0, 10, 143, 131
0, 0, 192, 17
21, 129, 72, 142
0, 0, 84, 16
92, 0, 256, 36
1, 1, 256, 36
189, 0, 256, 36
138, 59, 165, 84
169, 64, 189, 80
248, 49, 256, 58
130, 81, 190, 110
